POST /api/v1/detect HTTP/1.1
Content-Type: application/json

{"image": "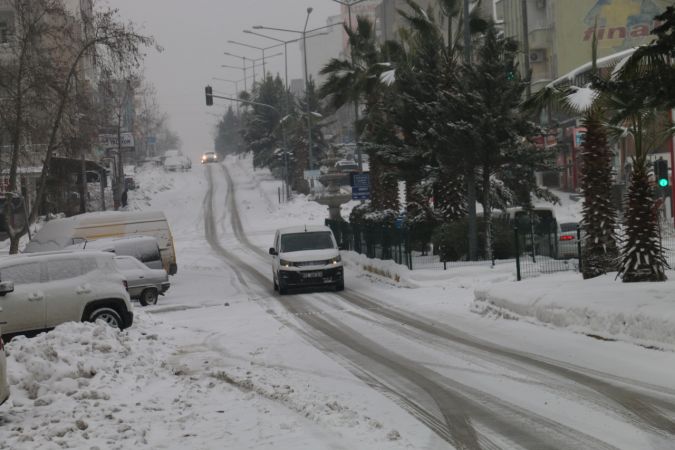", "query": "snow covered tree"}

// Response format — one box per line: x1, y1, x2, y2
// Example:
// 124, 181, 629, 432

214, 106, 242, 157
437, 23, 553, 260
578, 113, 619, 278
240, 75, 286, 170
320, 16, 398, 213
524, 32, 619, 279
